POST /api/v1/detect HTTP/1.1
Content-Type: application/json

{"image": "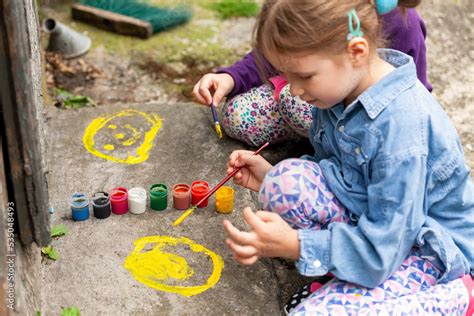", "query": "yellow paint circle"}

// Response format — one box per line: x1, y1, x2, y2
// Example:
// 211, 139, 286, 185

124, 236, 224, 297
83, 110, 162, 164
